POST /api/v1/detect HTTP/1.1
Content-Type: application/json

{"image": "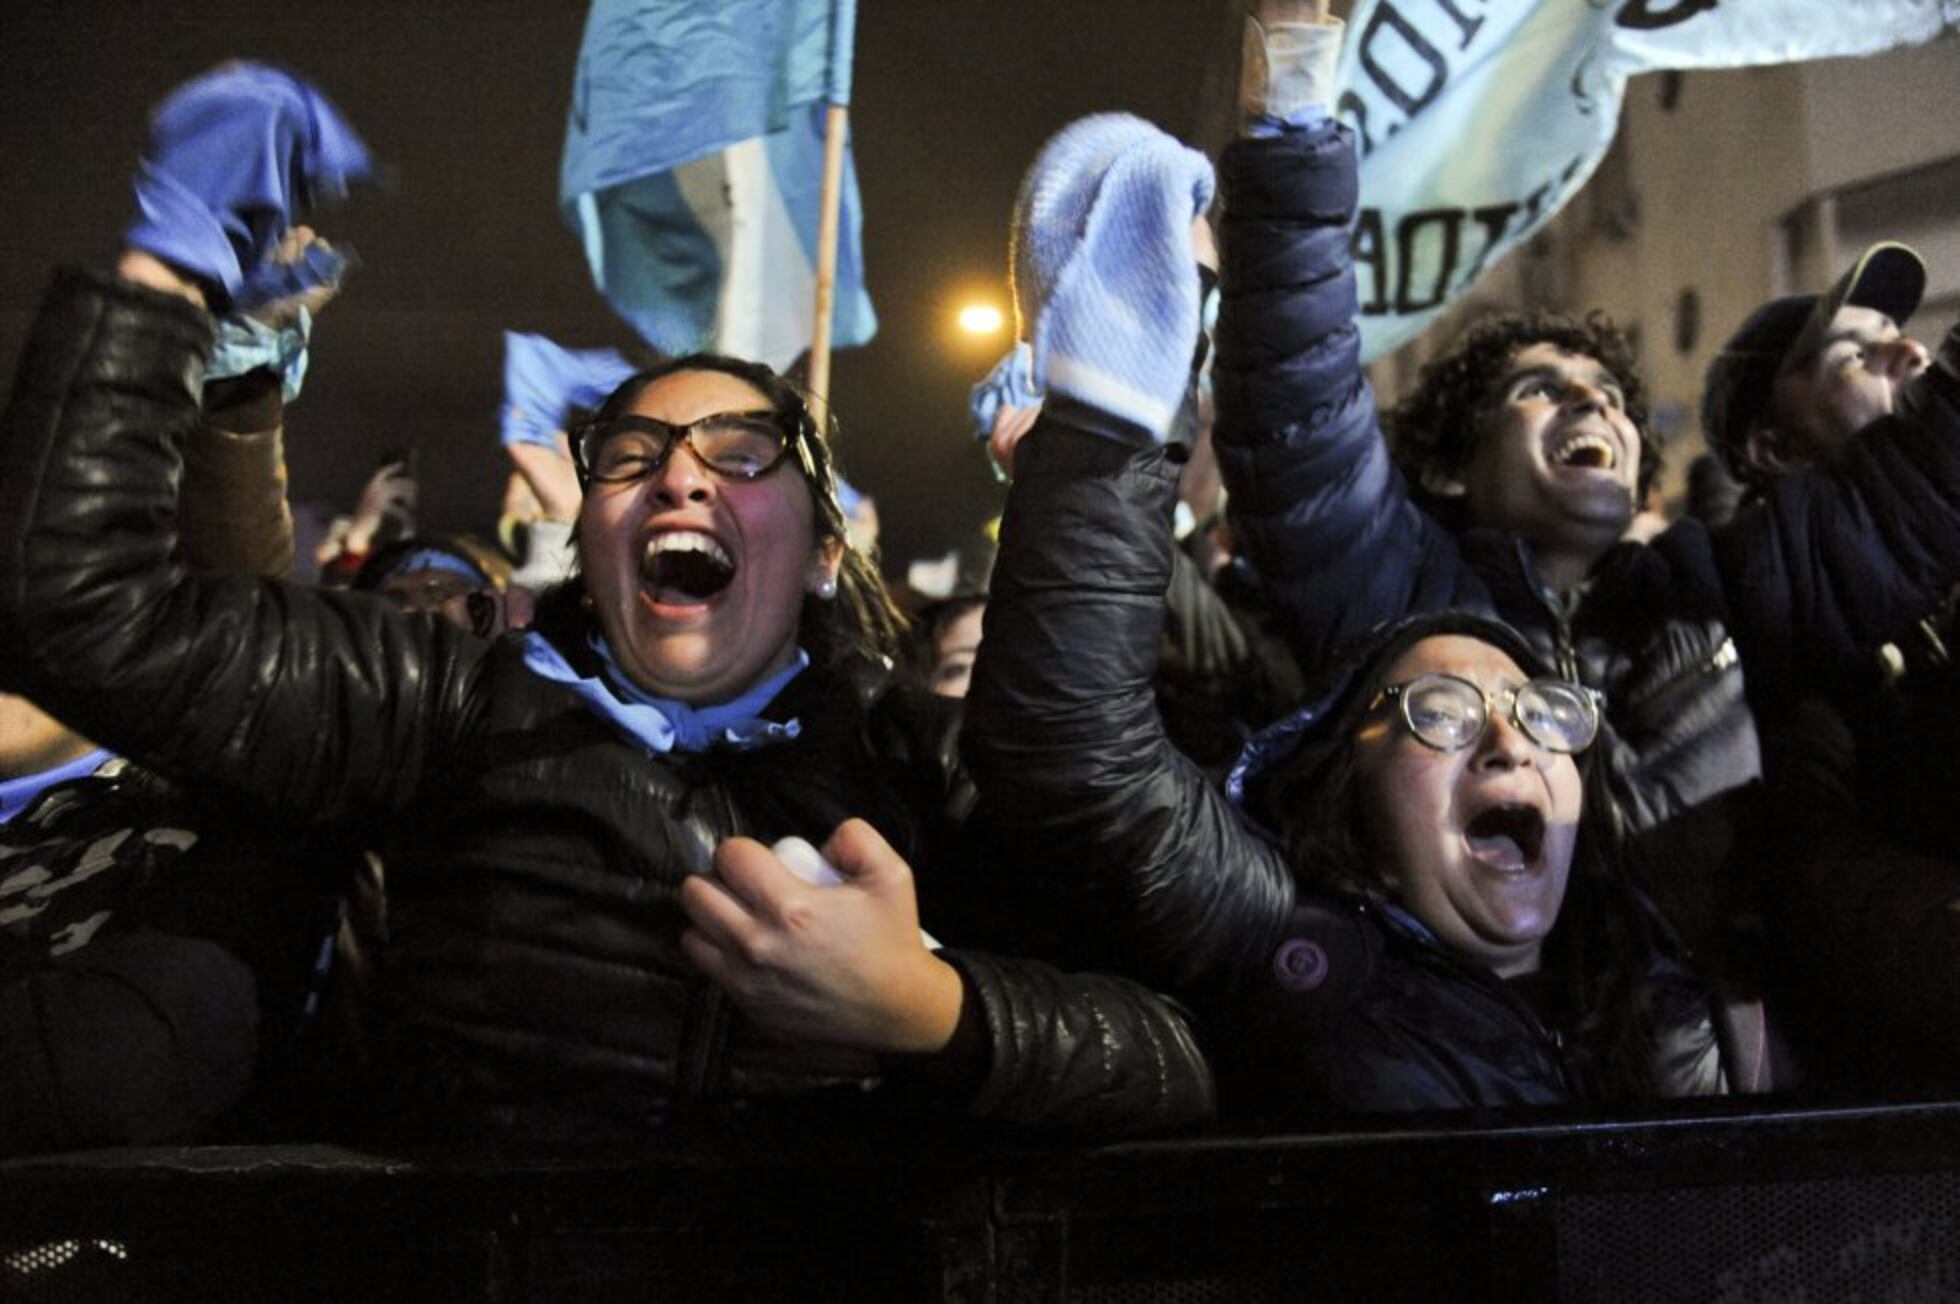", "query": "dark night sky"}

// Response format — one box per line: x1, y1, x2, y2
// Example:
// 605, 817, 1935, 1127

0, 0, 1240, 577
